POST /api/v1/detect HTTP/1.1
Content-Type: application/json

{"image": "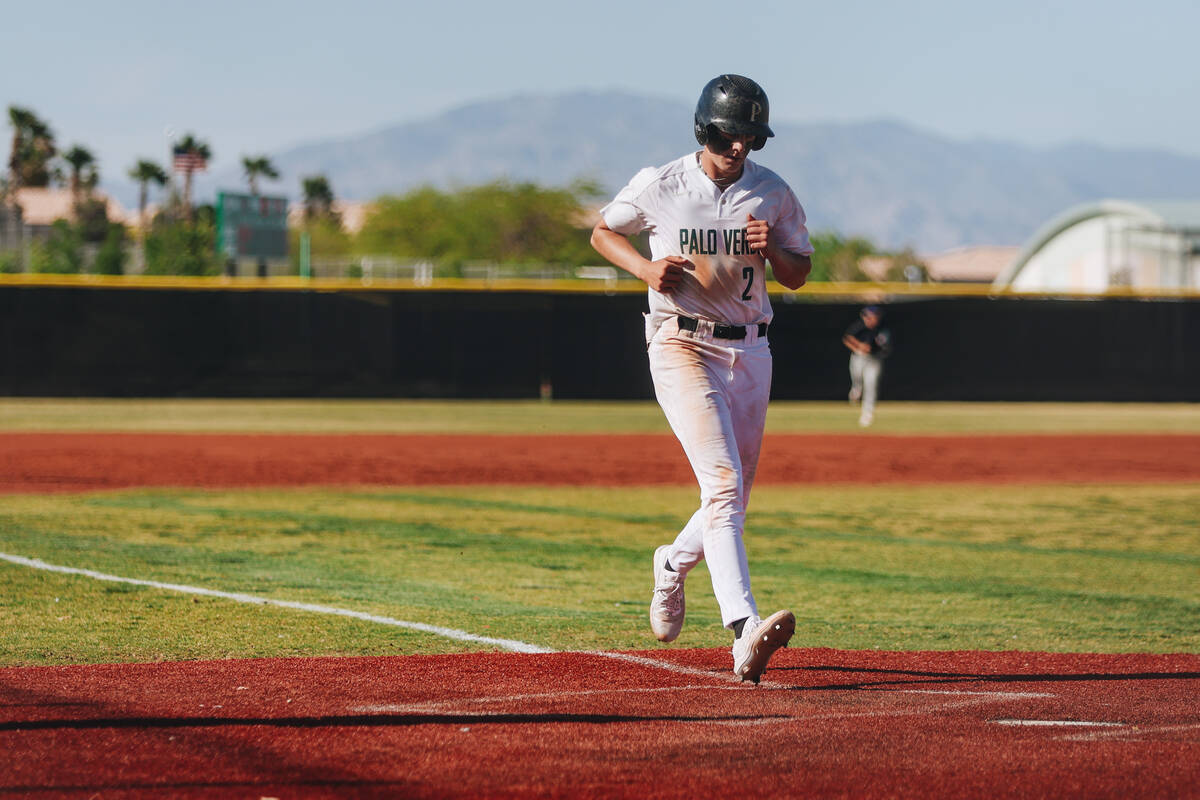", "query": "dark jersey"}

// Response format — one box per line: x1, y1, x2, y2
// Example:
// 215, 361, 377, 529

845, 319, 892, 357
